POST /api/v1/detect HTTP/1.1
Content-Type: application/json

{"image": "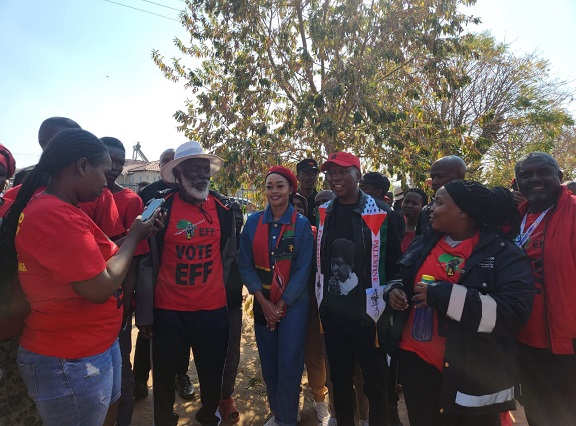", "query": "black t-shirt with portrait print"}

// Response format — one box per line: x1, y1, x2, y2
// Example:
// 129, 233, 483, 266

324, 200, 364, 324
